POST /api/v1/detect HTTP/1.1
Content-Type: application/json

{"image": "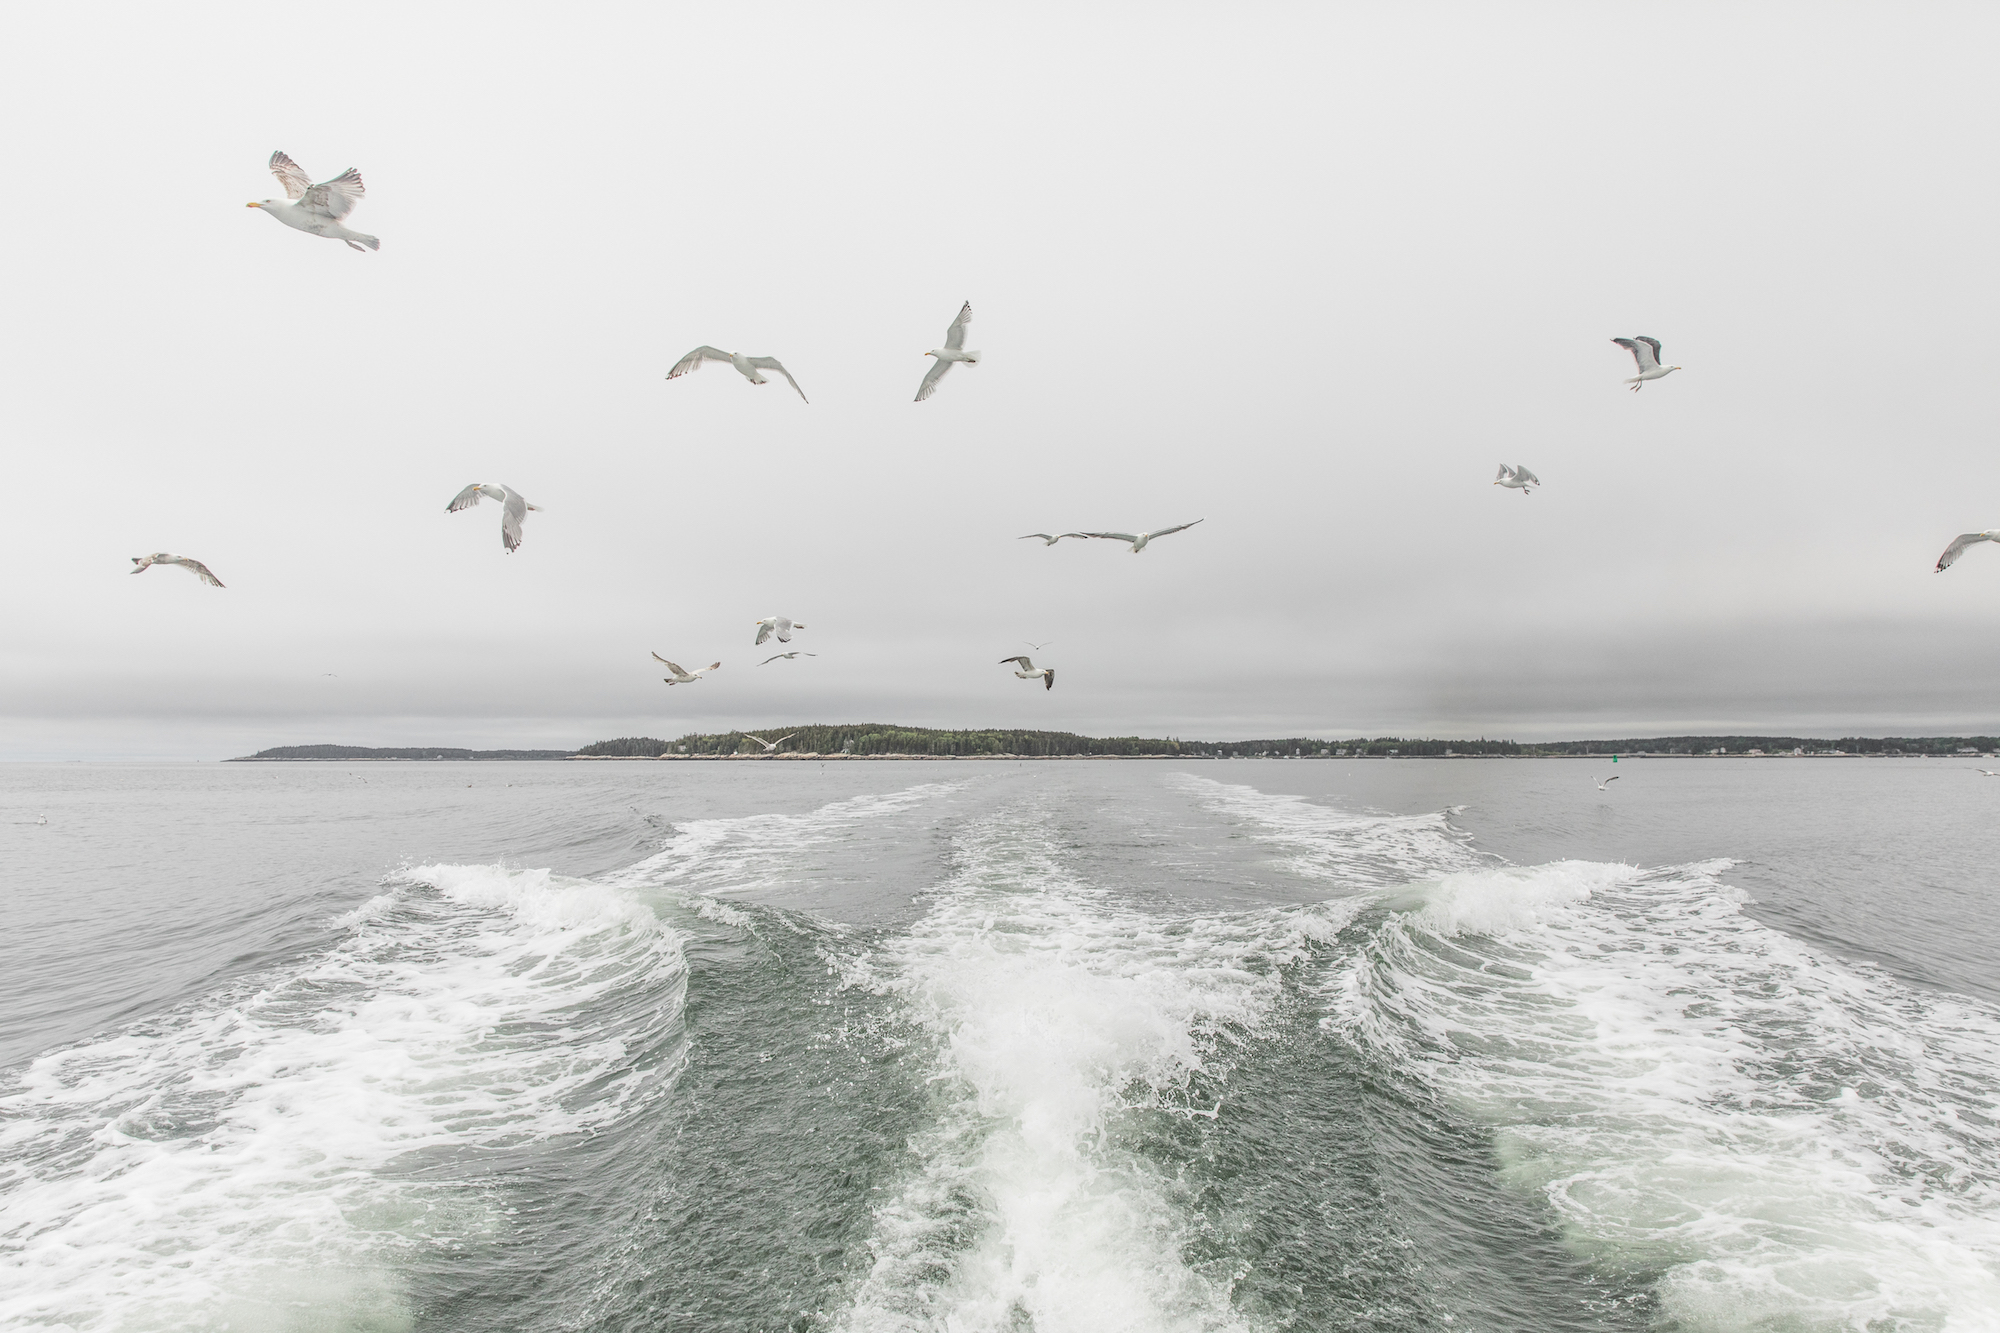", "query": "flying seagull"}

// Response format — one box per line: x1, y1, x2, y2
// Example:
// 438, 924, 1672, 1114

667, 347, 809, 402
753, 616, 805, 646
130, 553, 224, 587
760, 651, 818, 665
735, 730, 797, 752
446, 483, 541, 553
1000, 655, 1054, 690
248, 152, 379, 252
653, 654, 720, 685
1595, 774, 1620, 791
1079, 519, 1205, 554
1019, 532, 1088, 545
1935, 530, 2000, 572
916, 301, 980, 402
1977, 769, 2000, 777
1494, 463, 1540, 494
1612, 336, 1680, 391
